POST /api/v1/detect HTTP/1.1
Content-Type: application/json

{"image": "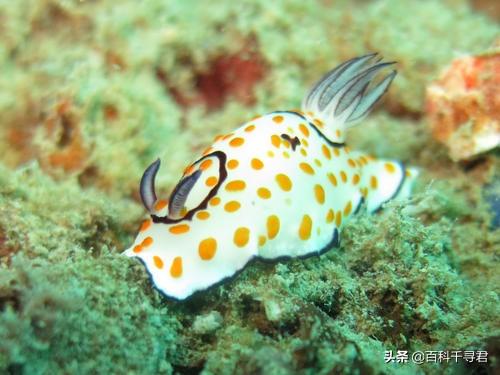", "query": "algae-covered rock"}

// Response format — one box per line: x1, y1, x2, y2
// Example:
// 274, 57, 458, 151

0, 164, 180, 373
0, 0, 499, 374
